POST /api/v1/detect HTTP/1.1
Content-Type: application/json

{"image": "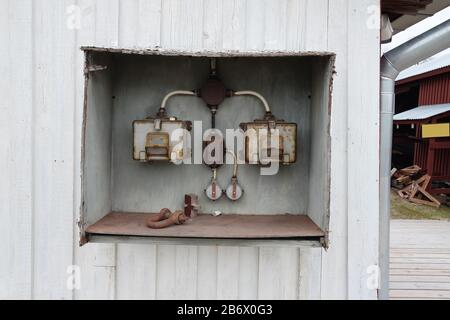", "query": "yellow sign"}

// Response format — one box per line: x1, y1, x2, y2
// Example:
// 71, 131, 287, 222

422, 123, 450, 138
